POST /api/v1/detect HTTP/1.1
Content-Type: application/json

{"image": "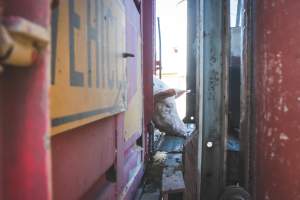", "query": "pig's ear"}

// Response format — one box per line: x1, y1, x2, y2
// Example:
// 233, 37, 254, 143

175, 89, 186, 99
154, 89, 177, 100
